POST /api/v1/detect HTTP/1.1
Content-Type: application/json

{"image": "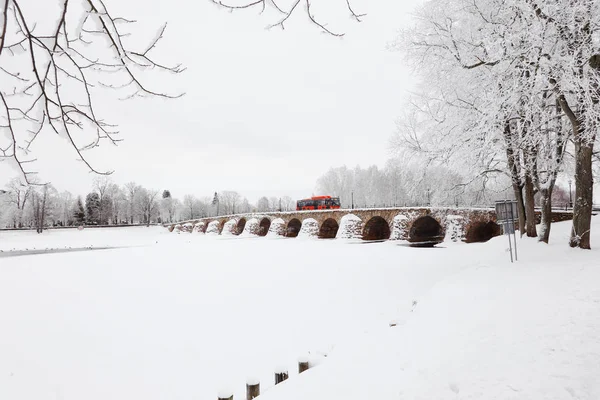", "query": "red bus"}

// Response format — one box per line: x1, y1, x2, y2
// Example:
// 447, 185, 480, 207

296, 196, 341, 211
